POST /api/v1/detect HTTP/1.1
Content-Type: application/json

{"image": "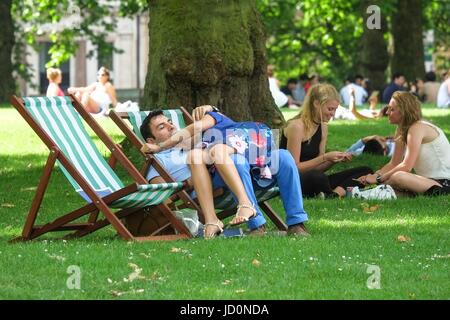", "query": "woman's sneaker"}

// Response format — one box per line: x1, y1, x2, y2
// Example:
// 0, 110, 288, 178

347, 185, 397, 200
